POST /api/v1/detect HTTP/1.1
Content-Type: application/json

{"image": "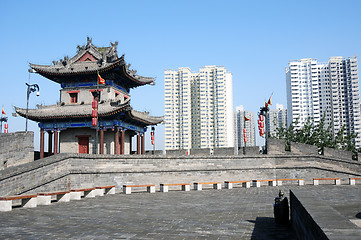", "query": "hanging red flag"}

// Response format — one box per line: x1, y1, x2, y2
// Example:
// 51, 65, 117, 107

244, 116, 250, 121
2, 107, 5, 115
97, 72, 106, 85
